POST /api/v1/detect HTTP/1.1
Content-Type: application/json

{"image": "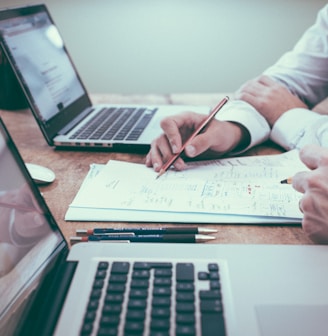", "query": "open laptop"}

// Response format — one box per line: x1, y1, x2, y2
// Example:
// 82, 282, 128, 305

1, 118, 328, 336
0, 4, 209, 152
